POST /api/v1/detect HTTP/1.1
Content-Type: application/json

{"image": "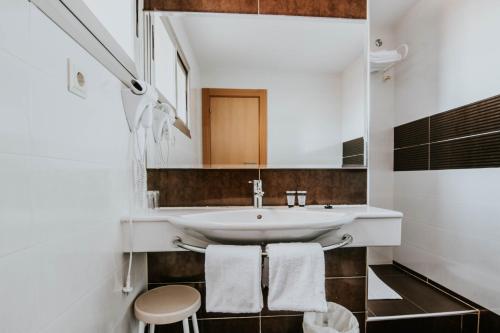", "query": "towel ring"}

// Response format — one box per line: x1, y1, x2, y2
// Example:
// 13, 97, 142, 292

173, 234, 353, 256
